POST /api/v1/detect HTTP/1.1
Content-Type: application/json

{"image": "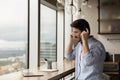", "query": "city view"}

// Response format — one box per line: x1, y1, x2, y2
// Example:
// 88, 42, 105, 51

0, 0, 28, 75
0, 49, 27, 75
0, 42, 56, 75
0, 1, 57, 76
